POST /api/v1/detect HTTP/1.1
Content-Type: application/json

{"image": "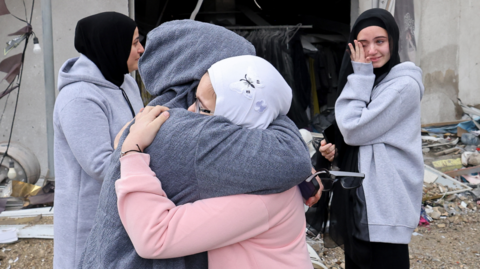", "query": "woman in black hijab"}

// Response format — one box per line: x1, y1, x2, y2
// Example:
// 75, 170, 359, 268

318, 8, 424, 269
53, 12, 145, 269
